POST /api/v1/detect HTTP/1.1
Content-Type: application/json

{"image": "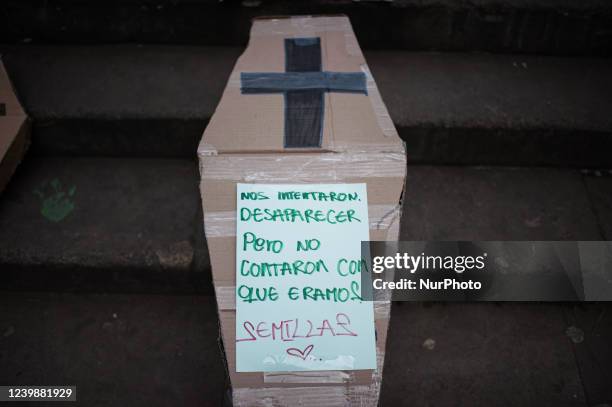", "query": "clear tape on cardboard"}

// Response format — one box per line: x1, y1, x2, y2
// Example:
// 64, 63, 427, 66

251, 16, 353, 37
204, 203, 400, 238
250, 15, 363, 59
233, 348, 385, 406
263, 370, 351, 385
234, 385, 350, 407
199, 151, 405, 181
